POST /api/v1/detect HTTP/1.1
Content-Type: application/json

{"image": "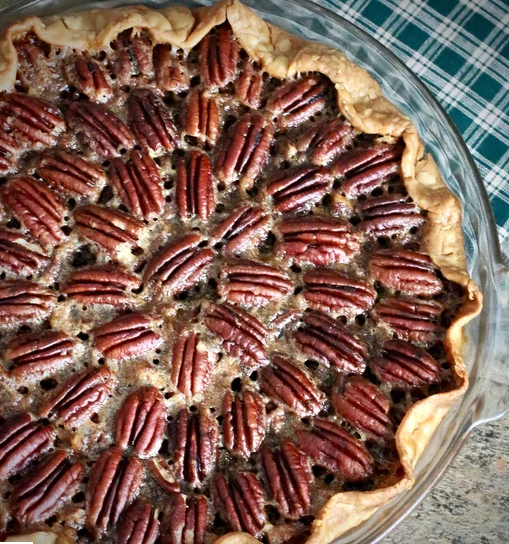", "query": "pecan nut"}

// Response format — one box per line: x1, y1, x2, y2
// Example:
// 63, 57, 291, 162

0, 229, 49, 276
212, 472, 266, 537
235, 58, 263, 109
118, 499, 160, 544
219, 259, 292, 305
94, 313, 164, 360
161, 493, 208, 544
70, 55, 112, 102
11, 450, 84, 524
185, 90, 220, 145
0, 413, 54, 479
2, 176, 67, 245
146, 455, 179, 493
114, 30, 154, 83
216, 112, 273, 190
371, 339, 441, 387
222, 388, 266, 458
297, 118, 355, 165
369, 249, 443, 297
199, 24, 239, 88
6, 330, 75, 378
15, 38, 56, 93
87, 447, 144, 535
154, 44, 189, 92
261, 440, 311, 520
0, 132, 19, 174
203, 302, 268, 368
0, 280, 56, 324
294, 311, 368, 373
333, 142, 402, 176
